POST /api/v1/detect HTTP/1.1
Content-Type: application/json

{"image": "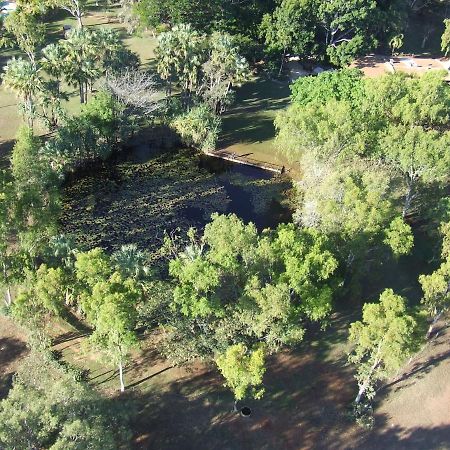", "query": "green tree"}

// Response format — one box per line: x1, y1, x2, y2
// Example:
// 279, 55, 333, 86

2, 58, 42, 128
3, 7, 46, 63
87, 272, 141, 392
10, 127, 59, 255
172, 104, 221, 151
260, 0, 316, 76
348, 289, 417, 404
48, 0, 88, 27
441, 18, 450, 56
0, 352, 130, 449
35, 264, 69, 315
155, 23, 205, 106
165, 214, 338, 365
112, 244, 151, 281
200, 32, 250, 114
381, 125, 449, 217
384, 217, 414, 257
216, 343, 266, 410
389, 33, 404, 55
419, 222, 450, 337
